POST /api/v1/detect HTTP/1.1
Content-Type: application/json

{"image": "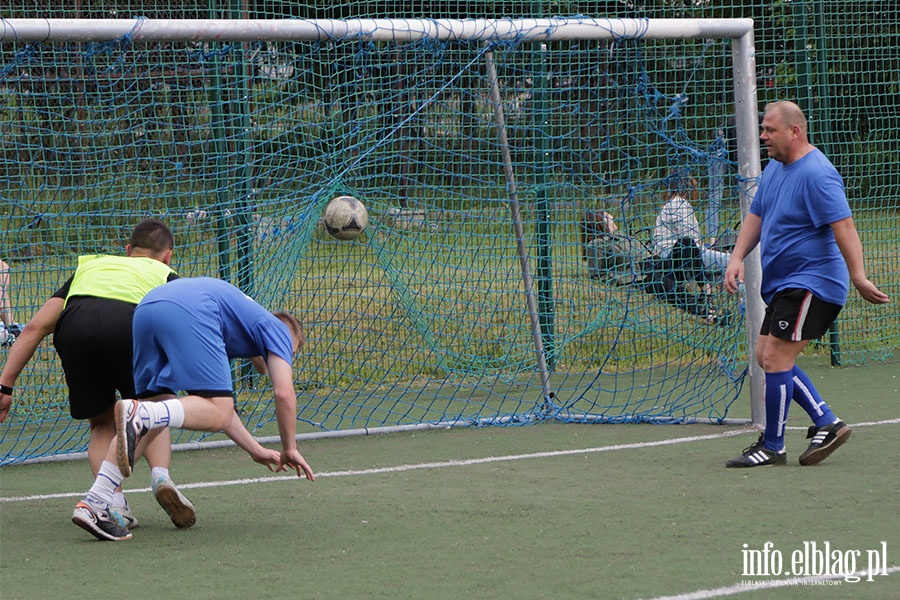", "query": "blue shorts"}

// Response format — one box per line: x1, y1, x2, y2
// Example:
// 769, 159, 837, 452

133, 301, 234, 397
